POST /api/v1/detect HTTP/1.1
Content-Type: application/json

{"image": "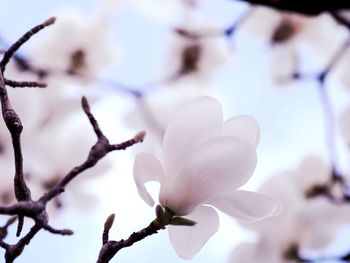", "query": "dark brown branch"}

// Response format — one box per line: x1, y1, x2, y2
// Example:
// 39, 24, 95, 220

96, 206, 196, 263
0, 96, 144, 261
0, 61, 31, 237
109, 131, 145, 151
97, 220, 163, 263
0, 217, 17, 240
330, 11, 350, 30
4, 224, 41, 263
102, 214, 115, 245
0, 17, 55, 238
39, 97, 145, 204
0, 201, 43, 217
0, 240, 9, 250
42, 225, 73, 236
234, 0, 350, 15
0, 18, 144, 262
4, 79, 46, 88
0, 17, 55, 71
81, 96, 104, 138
